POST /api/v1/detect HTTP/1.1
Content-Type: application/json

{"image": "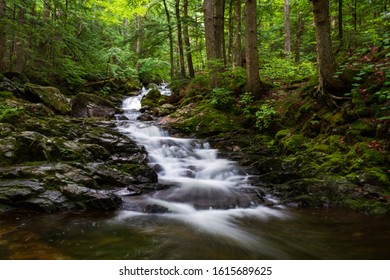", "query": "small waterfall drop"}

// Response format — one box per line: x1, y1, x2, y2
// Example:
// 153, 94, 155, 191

115, 85, 289, 249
